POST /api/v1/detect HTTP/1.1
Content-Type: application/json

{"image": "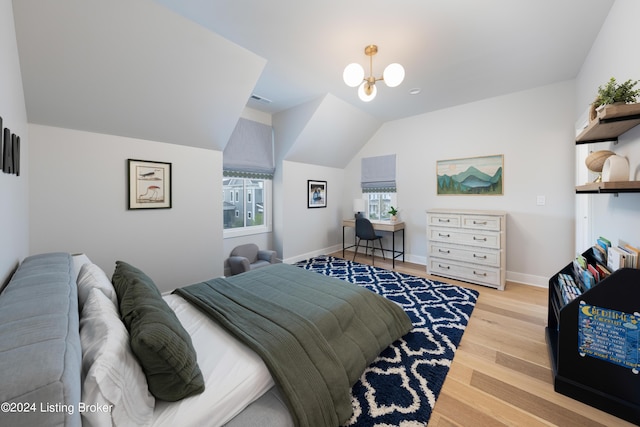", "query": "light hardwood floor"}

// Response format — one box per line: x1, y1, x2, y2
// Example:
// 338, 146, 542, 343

328, 251, 635, 427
